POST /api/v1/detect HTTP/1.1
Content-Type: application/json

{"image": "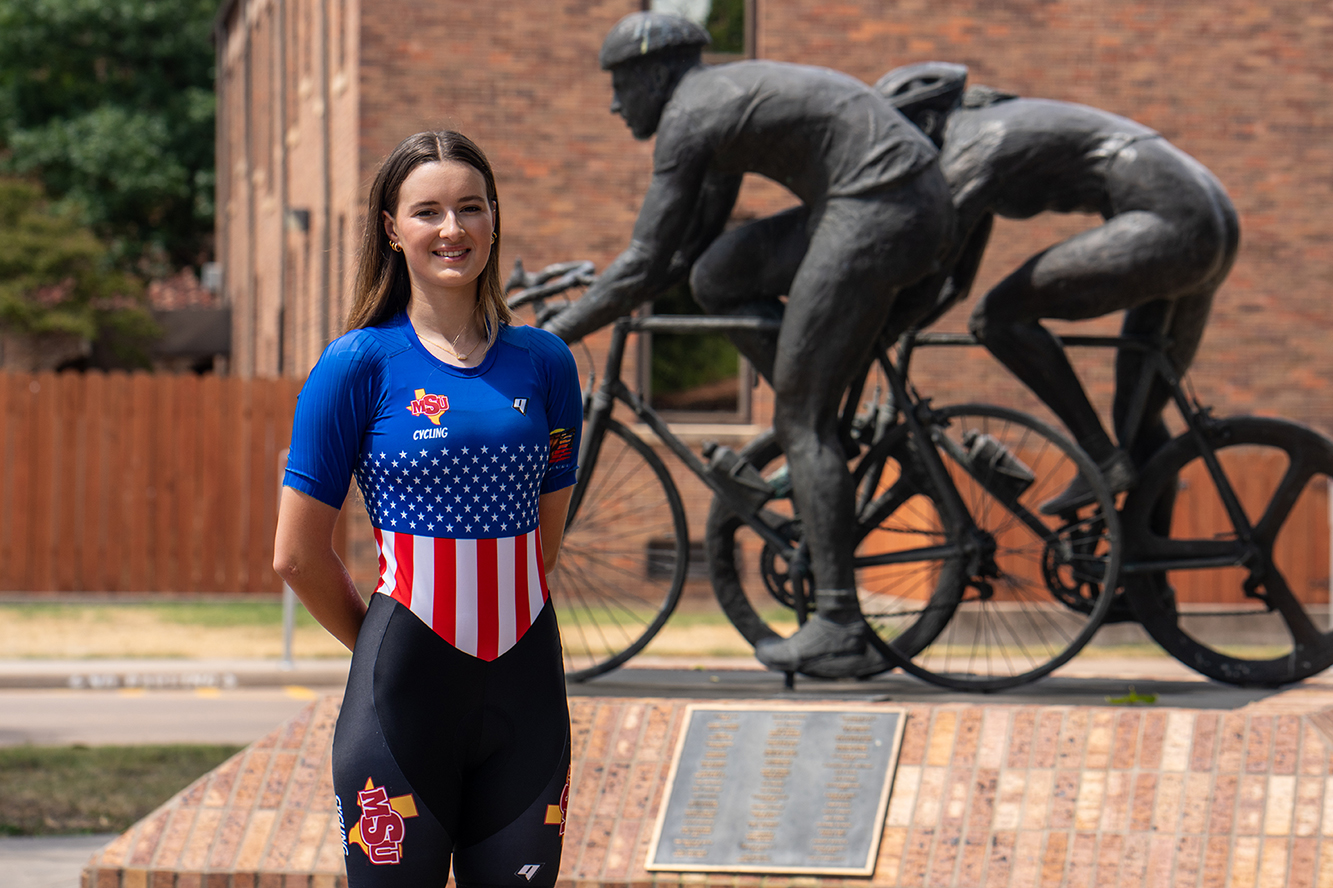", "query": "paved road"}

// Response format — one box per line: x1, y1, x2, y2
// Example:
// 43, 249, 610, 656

0, 686, 341, 748
0, 685, 342, 887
